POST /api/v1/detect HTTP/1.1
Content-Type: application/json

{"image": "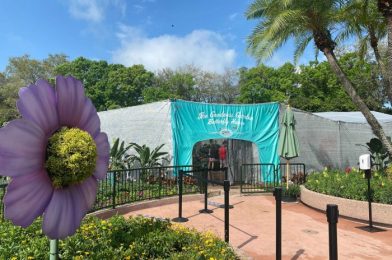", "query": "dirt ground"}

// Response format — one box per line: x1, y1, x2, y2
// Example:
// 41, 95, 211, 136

121, 193, 392, 260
